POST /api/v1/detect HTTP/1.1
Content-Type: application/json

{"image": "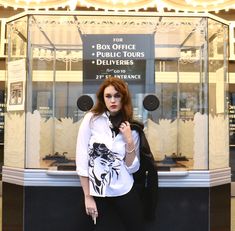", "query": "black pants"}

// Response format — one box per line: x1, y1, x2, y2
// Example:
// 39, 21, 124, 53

93, 186, 144, 231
